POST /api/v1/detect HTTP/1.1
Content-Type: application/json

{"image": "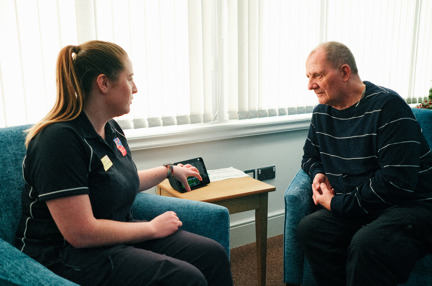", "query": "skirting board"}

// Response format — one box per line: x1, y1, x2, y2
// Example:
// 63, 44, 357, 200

229, 210, 284, 249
